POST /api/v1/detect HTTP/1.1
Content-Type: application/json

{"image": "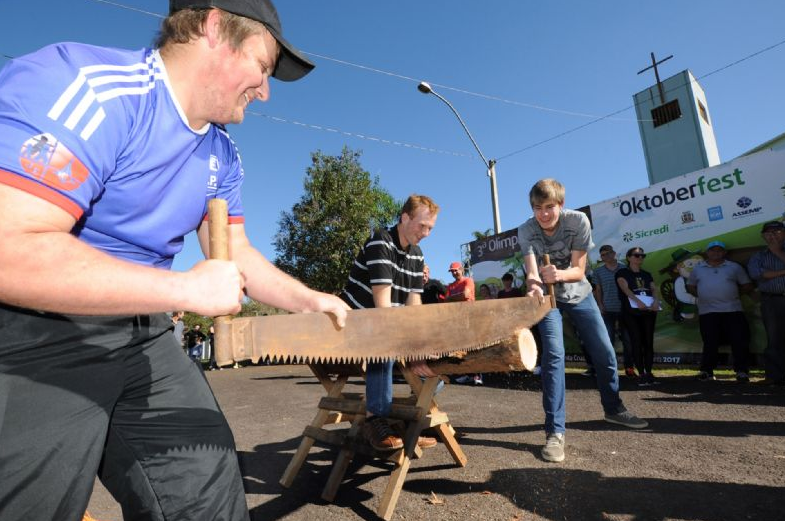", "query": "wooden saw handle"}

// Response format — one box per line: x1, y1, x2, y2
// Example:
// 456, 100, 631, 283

208, 198, 233, 366
542, 253, 557, 309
